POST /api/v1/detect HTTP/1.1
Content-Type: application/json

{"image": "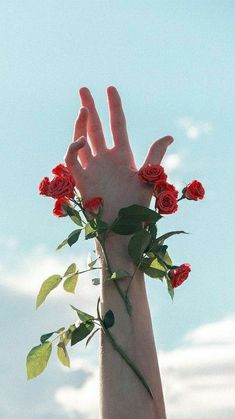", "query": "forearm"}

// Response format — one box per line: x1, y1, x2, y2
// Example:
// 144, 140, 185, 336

96, 234, 166, 419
